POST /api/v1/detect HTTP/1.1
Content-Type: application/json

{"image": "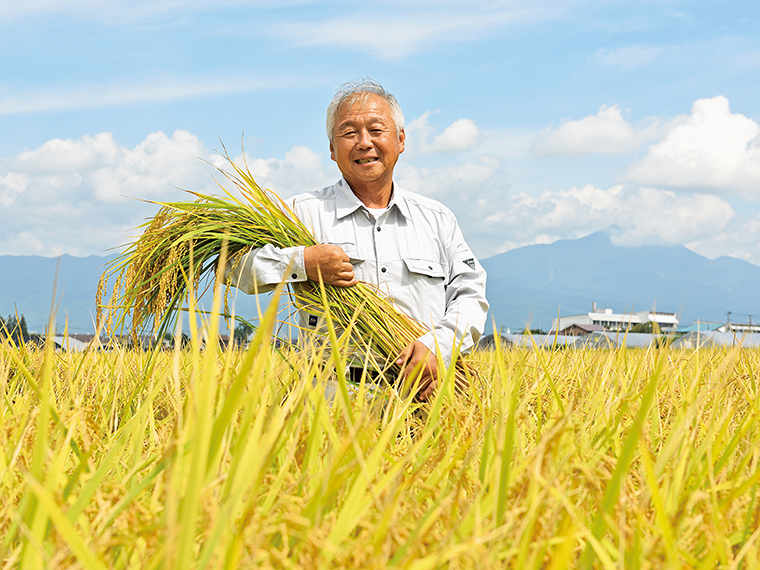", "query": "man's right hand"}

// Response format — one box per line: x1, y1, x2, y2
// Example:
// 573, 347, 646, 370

303, 245, 358, 287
